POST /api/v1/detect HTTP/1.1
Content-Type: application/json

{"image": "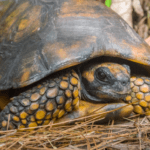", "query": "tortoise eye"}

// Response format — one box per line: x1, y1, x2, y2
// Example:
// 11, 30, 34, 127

96, 71, 108, 82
